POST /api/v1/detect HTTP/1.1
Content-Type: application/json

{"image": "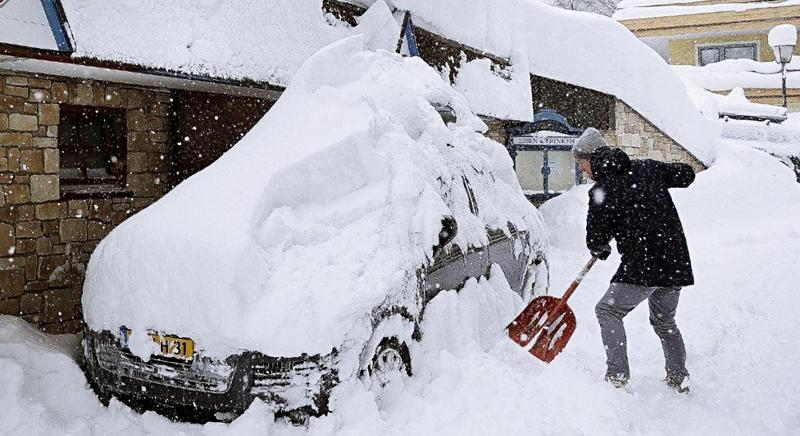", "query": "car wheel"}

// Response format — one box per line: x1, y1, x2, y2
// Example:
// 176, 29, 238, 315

368, 336, 412, 388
